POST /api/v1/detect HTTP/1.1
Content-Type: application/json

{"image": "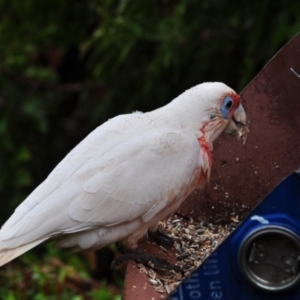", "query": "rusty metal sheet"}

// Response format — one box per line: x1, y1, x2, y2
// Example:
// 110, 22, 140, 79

123, 32, 300, 300
179, 32, 300, 222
